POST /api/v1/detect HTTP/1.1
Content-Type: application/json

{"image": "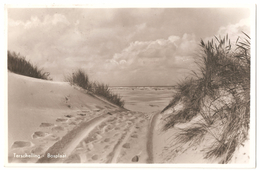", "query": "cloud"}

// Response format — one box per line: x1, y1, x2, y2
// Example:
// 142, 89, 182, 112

217, 18, 250, 36
110, 33, 197, 67
99, 34, 198, 86
8, 13, 82, 80
202, 17, 251, 46
7, 11, 199, 85
9, 14, 70, 29
7, 9, 251, 86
